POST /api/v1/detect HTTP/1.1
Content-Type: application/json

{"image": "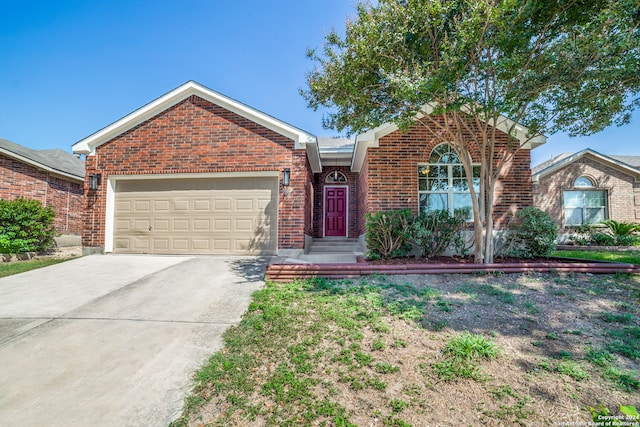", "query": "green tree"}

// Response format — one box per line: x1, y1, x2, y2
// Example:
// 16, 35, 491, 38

303, 0, 640, 263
